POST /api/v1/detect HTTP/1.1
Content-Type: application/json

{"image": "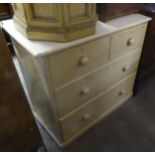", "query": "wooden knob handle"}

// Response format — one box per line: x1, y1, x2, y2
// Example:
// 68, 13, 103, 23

81, 87, 90, 95
119, 90, 125, 96
80, 56, 89, 66
122, 65, 130, 72
82, 114, 91, 121
127, 38, 135, 46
